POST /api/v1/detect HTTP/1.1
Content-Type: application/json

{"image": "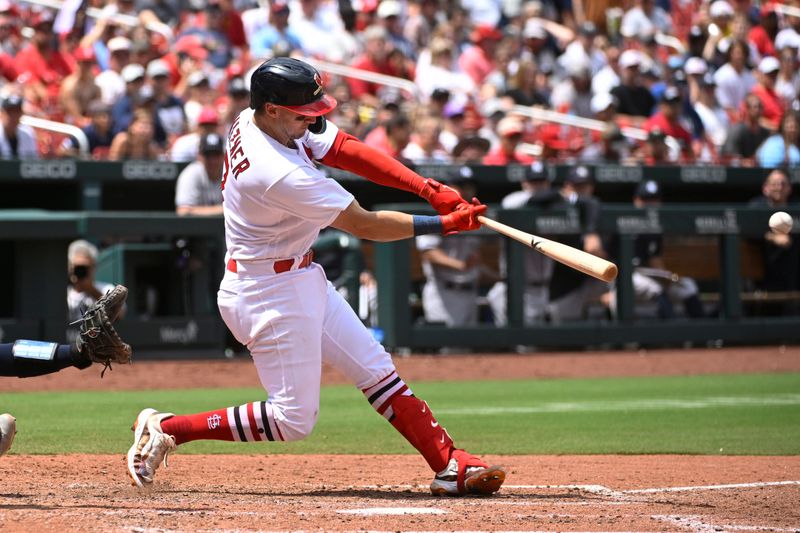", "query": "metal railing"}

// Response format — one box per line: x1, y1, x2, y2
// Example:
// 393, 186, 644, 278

18, 0, 173, 39
301, 57, 423, 101
21, 115, 90, 158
